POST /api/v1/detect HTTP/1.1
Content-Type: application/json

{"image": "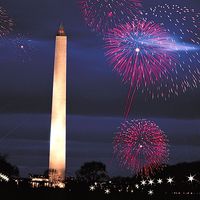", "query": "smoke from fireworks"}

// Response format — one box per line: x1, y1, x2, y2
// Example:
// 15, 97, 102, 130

79, 0, 142, 33
104, 20, 178, 117
0, 6, 13, 36
113, 119, 169, 176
